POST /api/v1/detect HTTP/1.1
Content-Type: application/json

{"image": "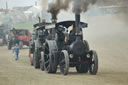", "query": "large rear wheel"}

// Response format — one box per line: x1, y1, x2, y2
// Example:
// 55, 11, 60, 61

44, 42, 57, 73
